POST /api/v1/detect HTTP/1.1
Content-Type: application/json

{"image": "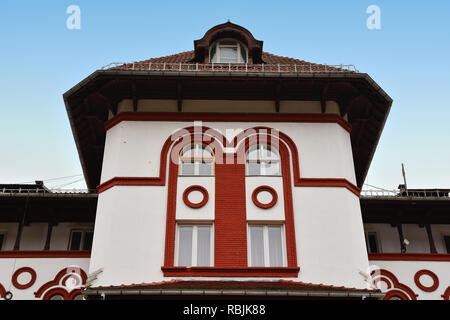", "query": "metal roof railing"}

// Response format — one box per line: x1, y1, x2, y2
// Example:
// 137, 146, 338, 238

101, 62, 359, 73
361, 189, 450, 199
0, 188, 96, 195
